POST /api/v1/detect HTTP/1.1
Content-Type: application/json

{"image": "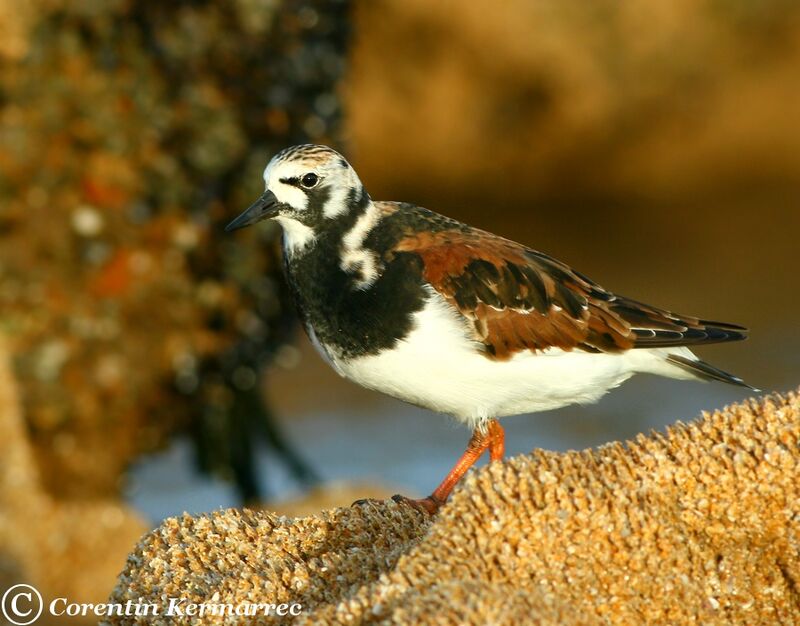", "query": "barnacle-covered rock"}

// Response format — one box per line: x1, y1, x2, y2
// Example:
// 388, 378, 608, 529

0, 338, 147, 606
109, 389, 800, 625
